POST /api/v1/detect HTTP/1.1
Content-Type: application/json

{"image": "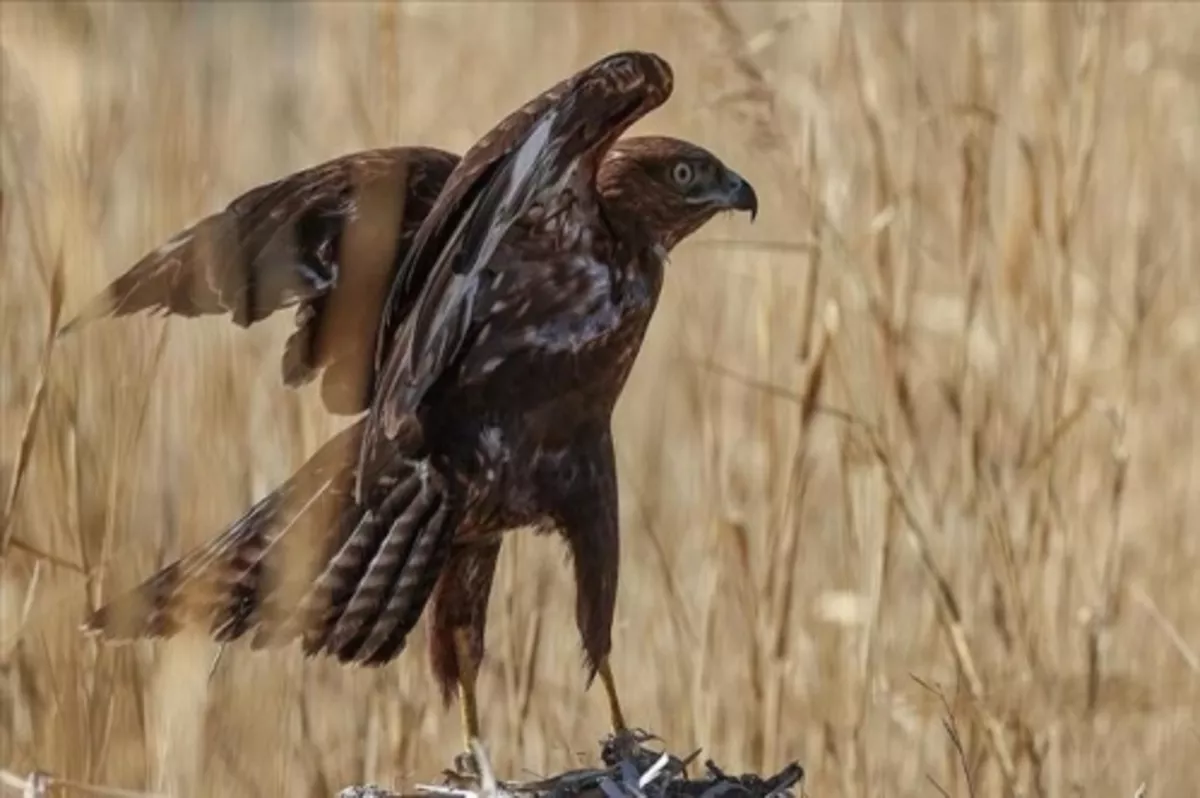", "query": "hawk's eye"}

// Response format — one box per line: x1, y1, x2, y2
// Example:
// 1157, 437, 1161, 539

670, 161, 695, 187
